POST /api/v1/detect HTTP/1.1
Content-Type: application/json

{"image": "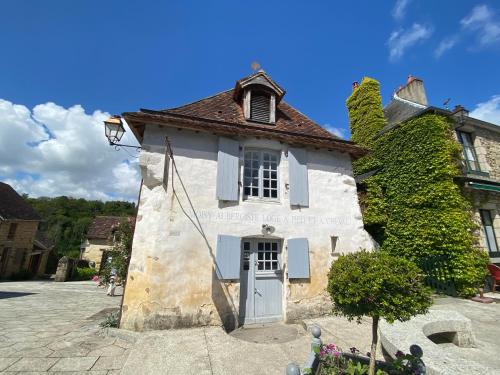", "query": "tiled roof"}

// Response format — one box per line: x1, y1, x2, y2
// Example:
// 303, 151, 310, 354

162, 89, 337, 139
0, 182, 41, 221
86, 216, 134, 240
34, 230, 53, 251
123, 75, 368, 158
